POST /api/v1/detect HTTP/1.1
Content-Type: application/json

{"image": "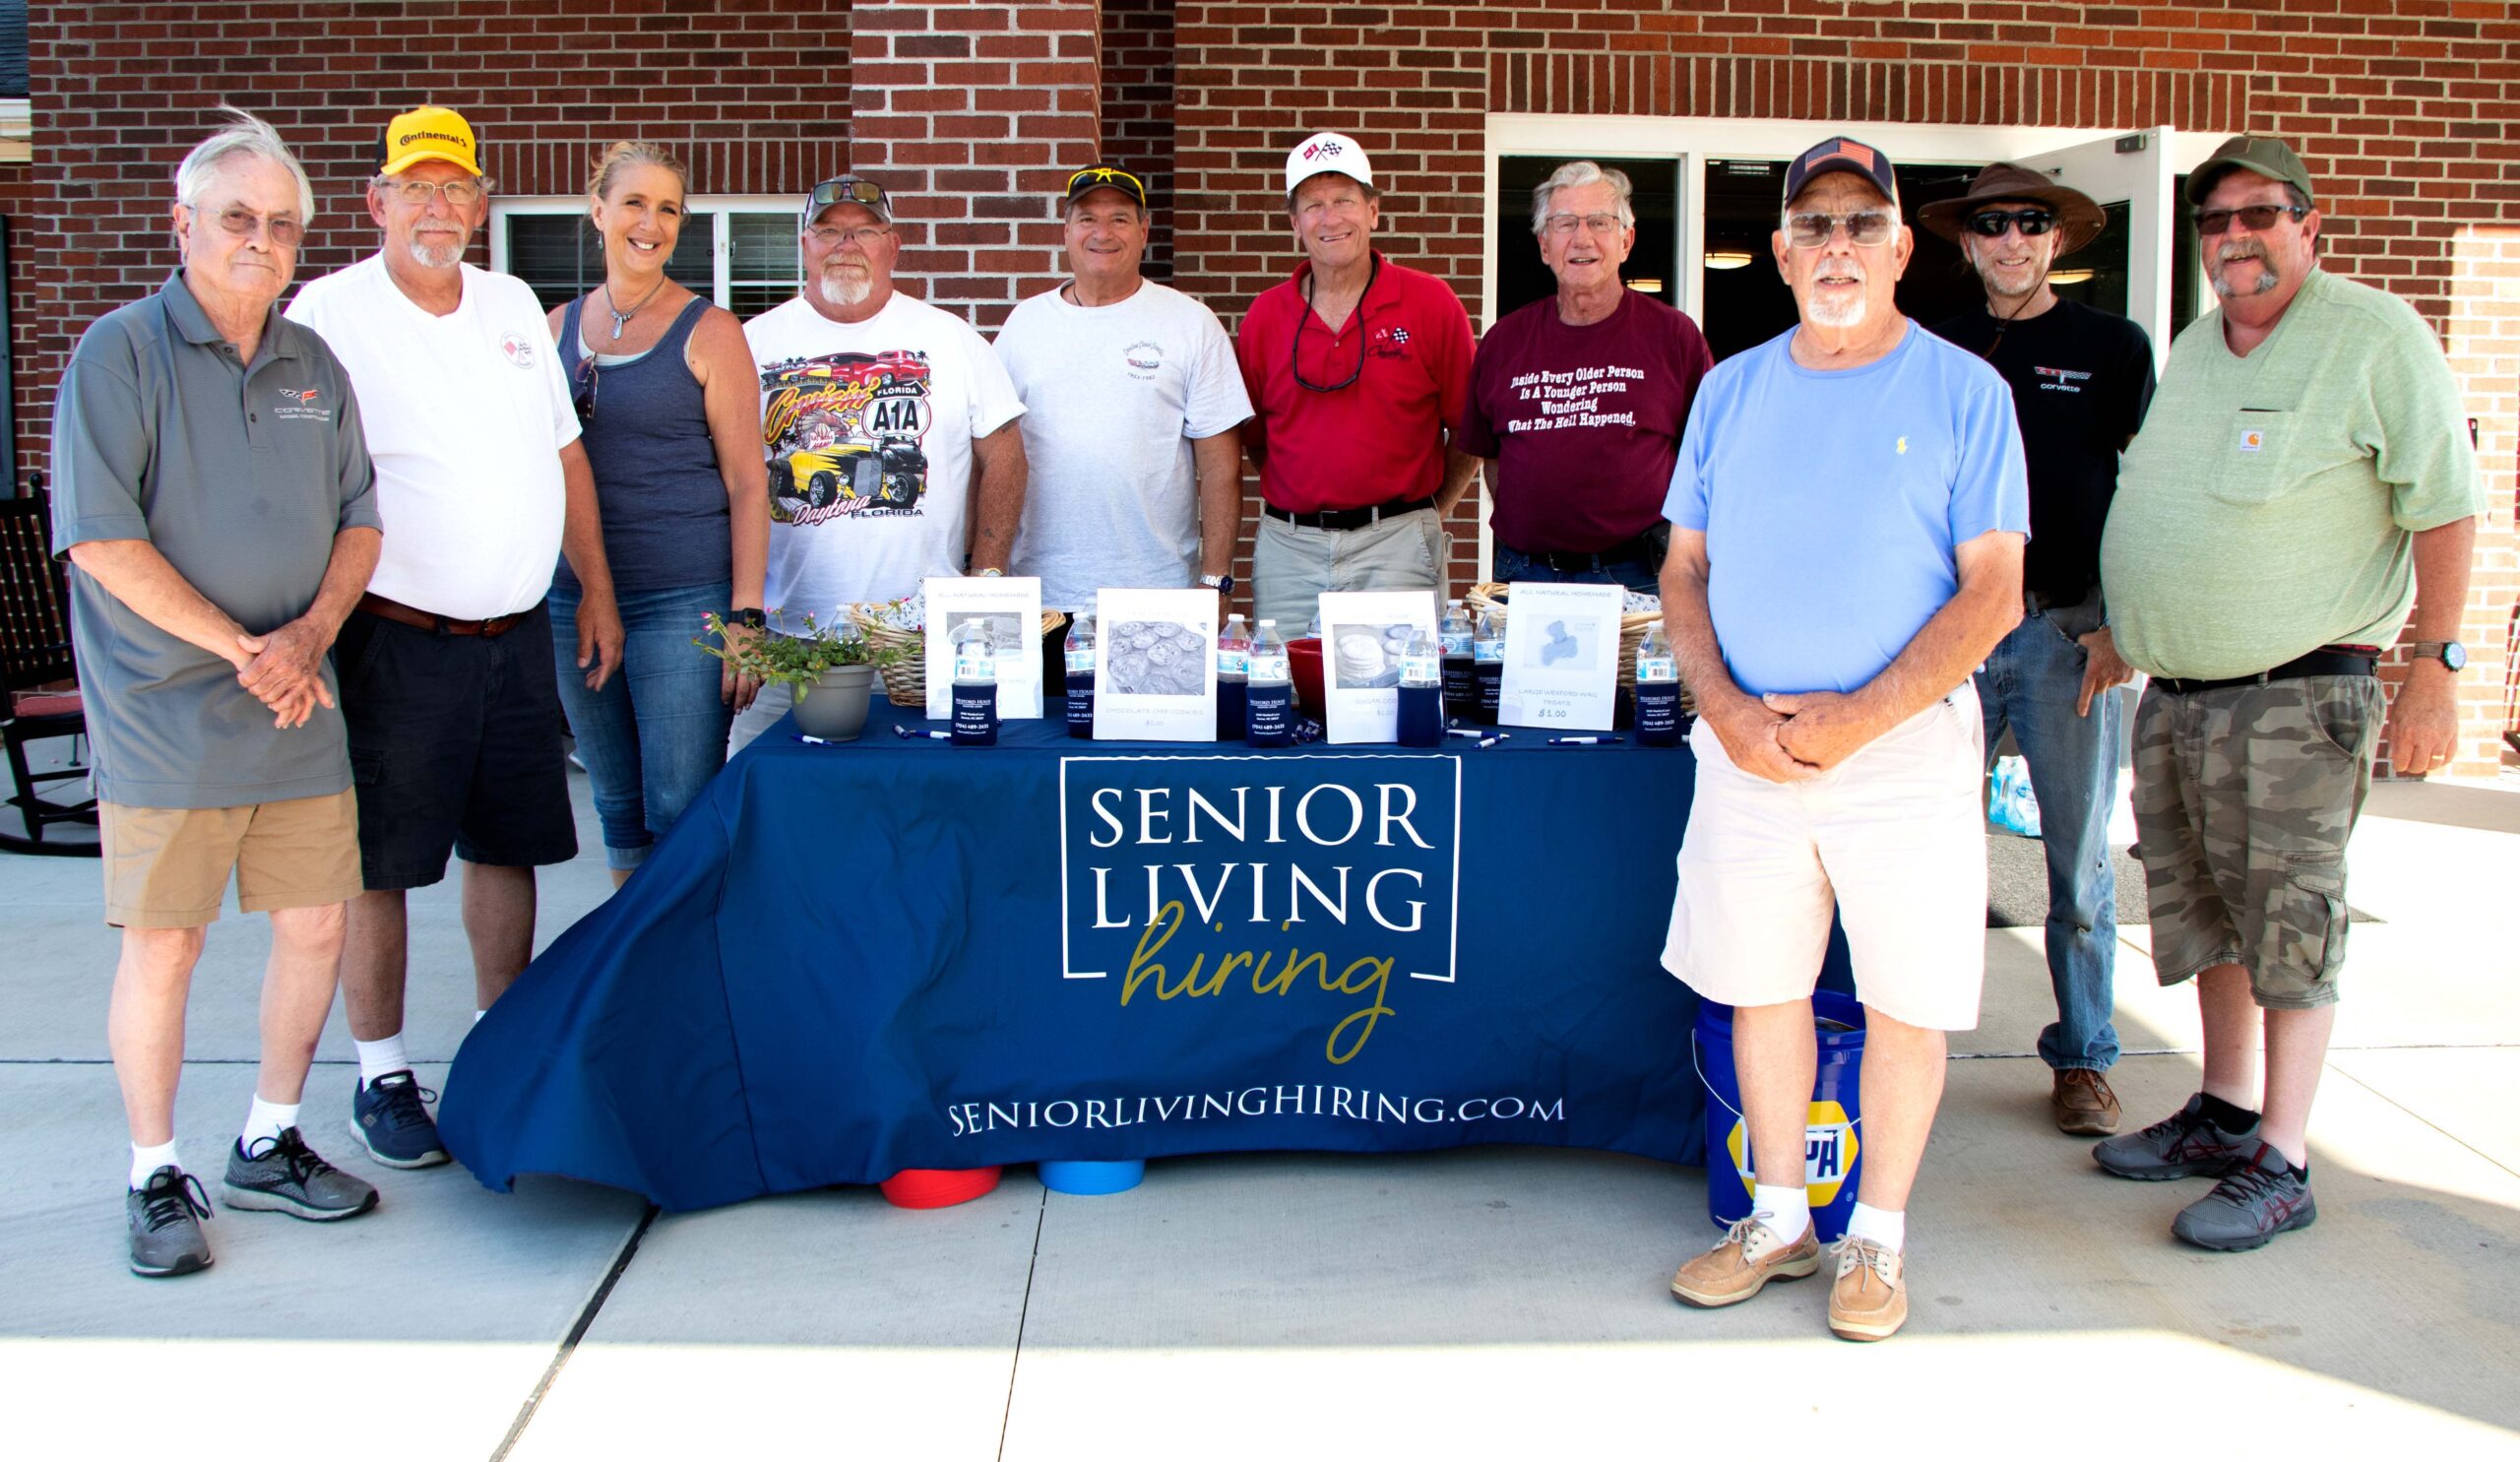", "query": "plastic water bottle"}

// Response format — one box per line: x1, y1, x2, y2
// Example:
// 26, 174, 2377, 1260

1989, 755, 2043, 837
1438, 598, 1477, 719
950, 619, 998, 746
1063, 611, 1097, 740
1397, 626, 1443, 747
1633, 622, 1683, 747
1473, 606, 1505, 726
1245, 618, 1294, 748
1215, 612, 1249, 742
